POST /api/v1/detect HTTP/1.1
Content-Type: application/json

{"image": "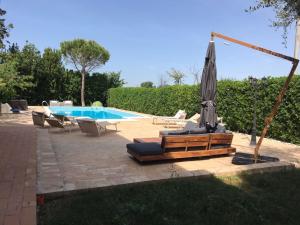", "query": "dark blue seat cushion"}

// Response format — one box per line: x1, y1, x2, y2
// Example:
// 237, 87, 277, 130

127, 143, 164, 156
188, 127, 207, 134
11, 108, 20, 113
167, 130, 189, 135
210, 144, 230, 149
